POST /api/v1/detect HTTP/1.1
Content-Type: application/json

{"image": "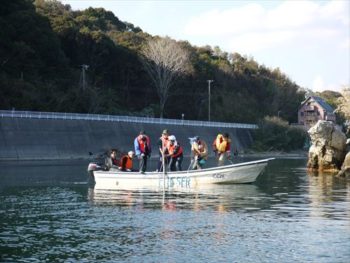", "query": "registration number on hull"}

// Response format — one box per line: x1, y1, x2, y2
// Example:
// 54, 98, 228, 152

168, 177, 191, 188
212, 173, 225, 179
